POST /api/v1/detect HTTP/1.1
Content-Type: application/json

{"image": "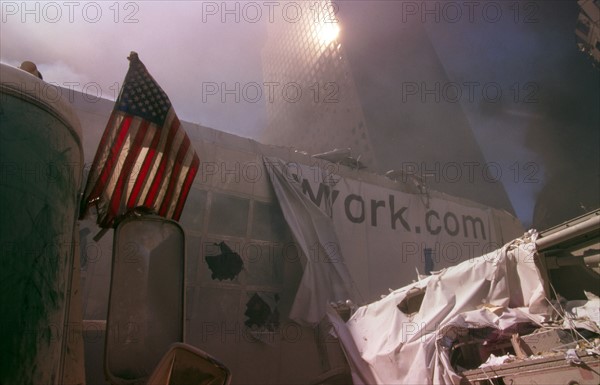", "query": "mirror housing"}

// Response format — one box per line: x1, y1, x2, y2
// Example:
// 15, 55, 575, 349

147, 343, 232, 385
105, 216, 185, 384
